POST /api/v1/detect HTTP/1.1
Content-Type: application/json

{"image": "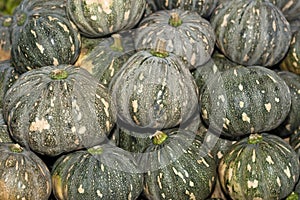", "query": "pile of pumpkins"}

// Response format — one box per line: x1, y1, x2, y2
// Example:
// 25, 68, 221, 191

1, 0, 300, 199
